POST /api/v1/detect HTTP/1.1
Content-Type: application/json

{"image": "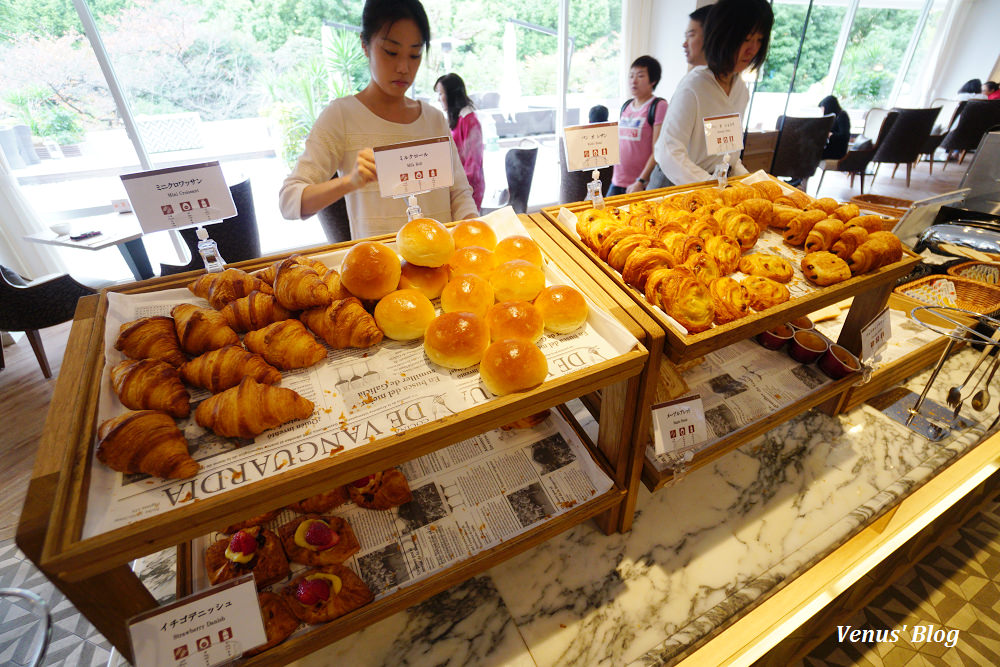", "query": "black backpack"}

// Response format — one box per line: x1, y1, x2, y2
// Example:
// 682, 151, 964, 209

620, 97, 664, 127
